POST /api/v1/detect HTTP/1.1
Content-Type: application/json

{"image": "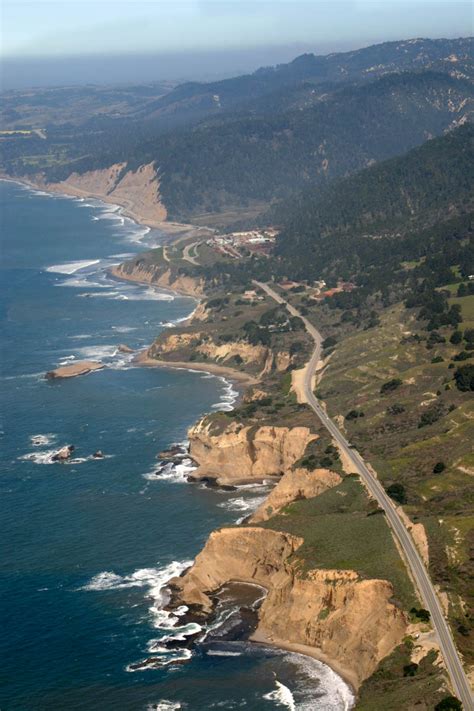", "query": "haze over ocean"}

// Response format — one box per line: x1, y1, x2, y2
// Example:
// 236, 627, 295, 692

0, 180, 353, 710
